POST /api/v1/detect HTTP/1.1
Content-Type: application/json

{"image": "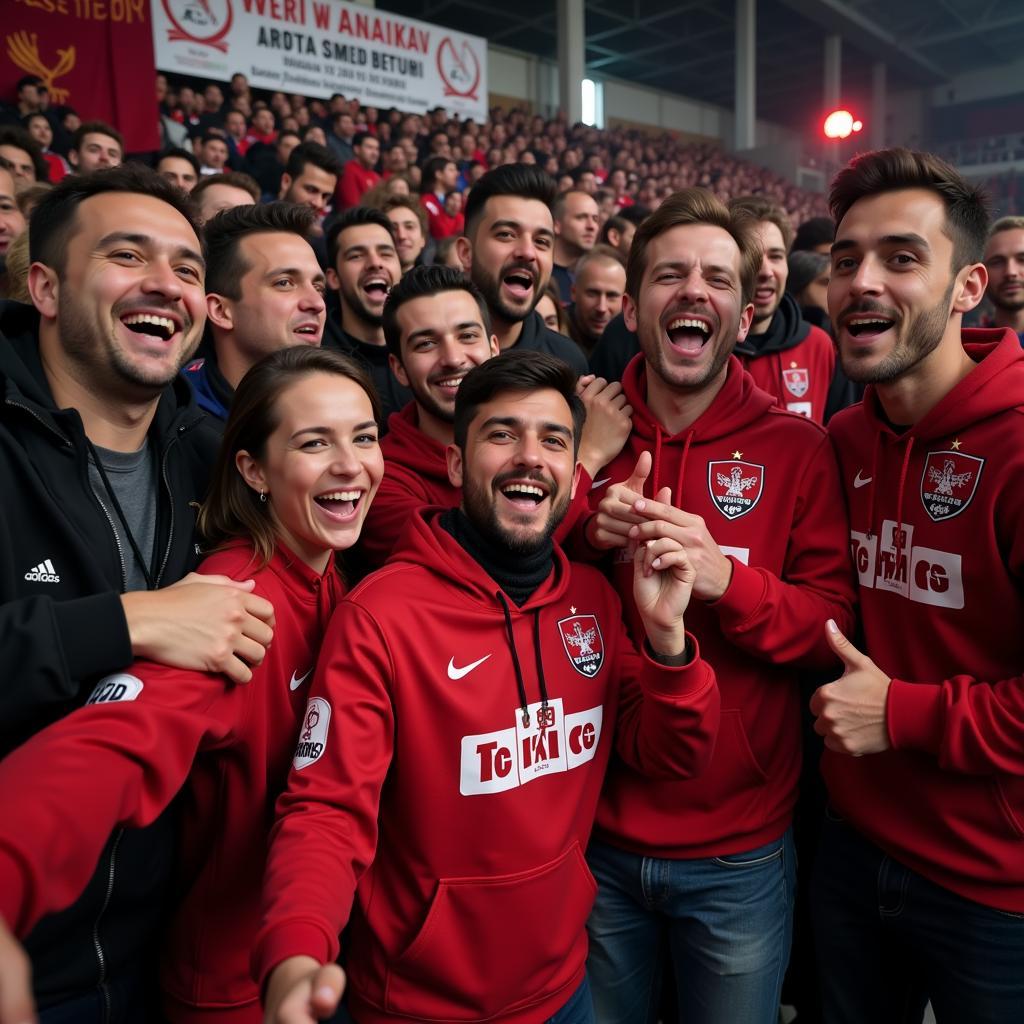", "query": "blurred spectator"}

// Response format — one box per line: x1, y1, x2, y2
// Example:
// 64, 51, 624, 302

566, 245, 626, 357
196, 132, 230, 176
551, 189, 600, 303
432, 235, 462, 269
420, 155, 460, 238
328, 110, 356, 166
0, 159, 27, 291
786, 250, 832, 333
68, 121, 123, 173
599, 213, 636, 261
337, 131, 381, 209
791, 215, 835, 254
278, 142, 341, 218
24, 113, 68, 182
381, 195, 428, 273
156, 147, 201, 192
536, 280, 570, 335
983, 215, 1024, 341
0, 126, 48, 184
191, 170, 259, 224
